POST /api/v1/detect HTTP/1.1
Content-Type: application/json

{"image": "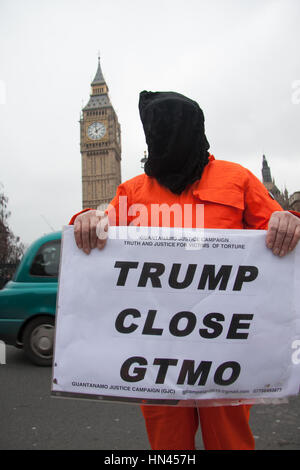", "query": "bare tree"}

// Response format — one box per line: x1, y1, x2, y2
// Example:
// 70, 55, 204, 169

0, 184, 25, 287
